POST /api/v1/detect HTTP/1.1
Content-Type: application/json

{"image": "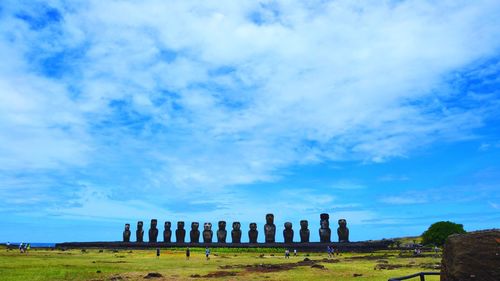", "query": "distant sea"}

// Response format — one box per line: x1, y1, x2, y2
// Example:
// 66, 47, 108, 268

2, 242, 55, 248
